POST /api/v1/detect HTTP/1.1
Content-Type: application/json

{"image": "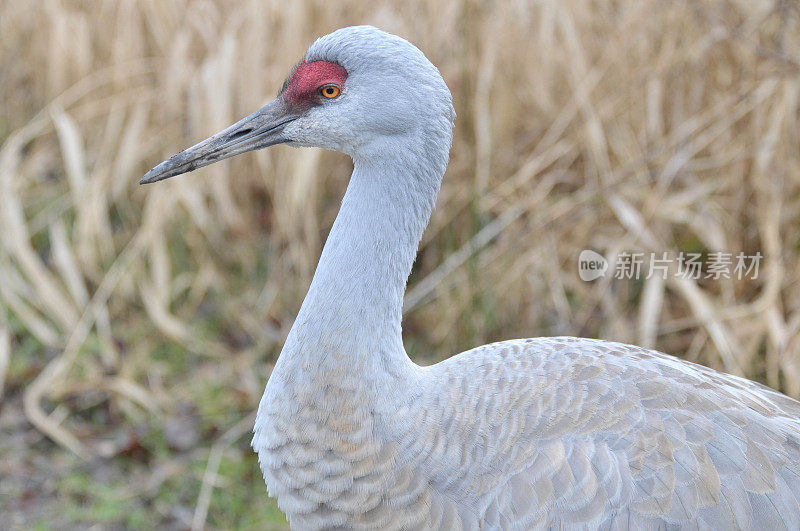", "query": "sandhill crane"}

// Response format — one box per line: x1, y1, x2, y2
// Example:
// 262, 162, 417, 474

142, 26, 800, 530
